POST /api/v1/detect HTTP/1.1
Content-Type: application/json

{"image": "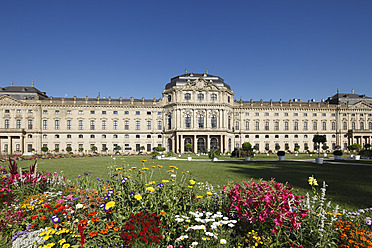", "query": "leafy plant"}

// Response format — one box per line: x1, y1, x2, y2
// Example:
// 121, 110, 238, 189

208, 149, 220, 160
